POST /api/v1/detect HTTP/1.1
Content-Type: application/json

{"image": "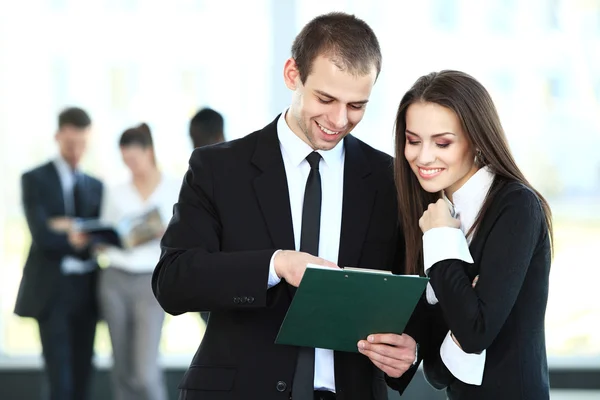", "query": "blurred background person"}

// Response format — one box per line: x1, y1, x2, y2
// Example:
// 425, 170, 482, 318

188, 107, 226, 325
96, 123, 179, 400
13, 107, 103, 400
189, 107, 225, 149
